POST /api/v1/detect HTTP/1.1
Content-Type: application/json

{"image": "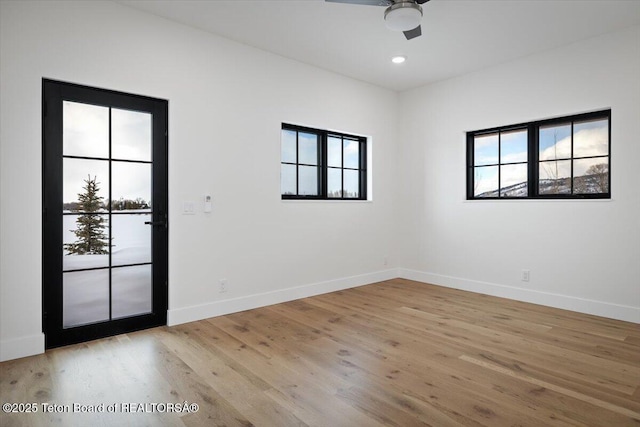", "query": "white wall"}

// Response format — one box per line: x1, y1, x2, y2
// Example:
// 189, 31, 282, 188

0, 1, 399, 361
397, 25, 640, 323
